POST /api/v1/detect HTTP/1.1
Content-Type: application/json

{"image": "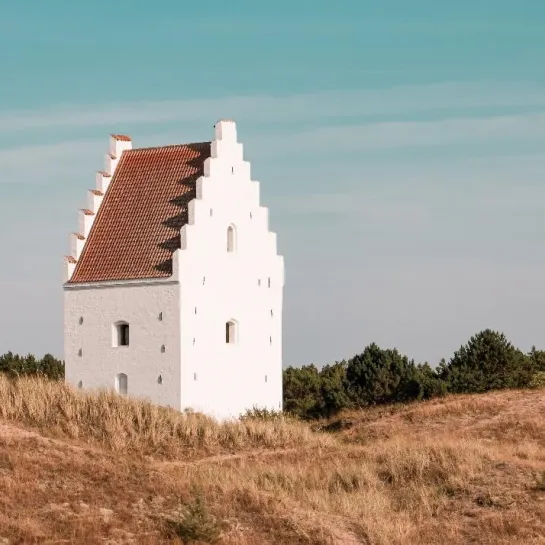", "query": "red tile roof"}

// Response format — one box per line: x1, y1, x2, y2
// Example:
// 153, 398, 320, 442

68, 142, 211, 283
111, 134, 132, 141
